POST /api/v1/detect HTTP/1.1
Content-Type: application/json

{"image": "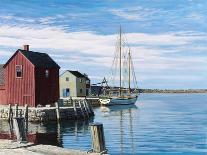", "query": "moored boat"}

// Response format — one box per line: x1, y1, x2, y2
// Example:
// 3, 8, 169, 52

99, 26, 139, 106
99, 96, 137, 106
